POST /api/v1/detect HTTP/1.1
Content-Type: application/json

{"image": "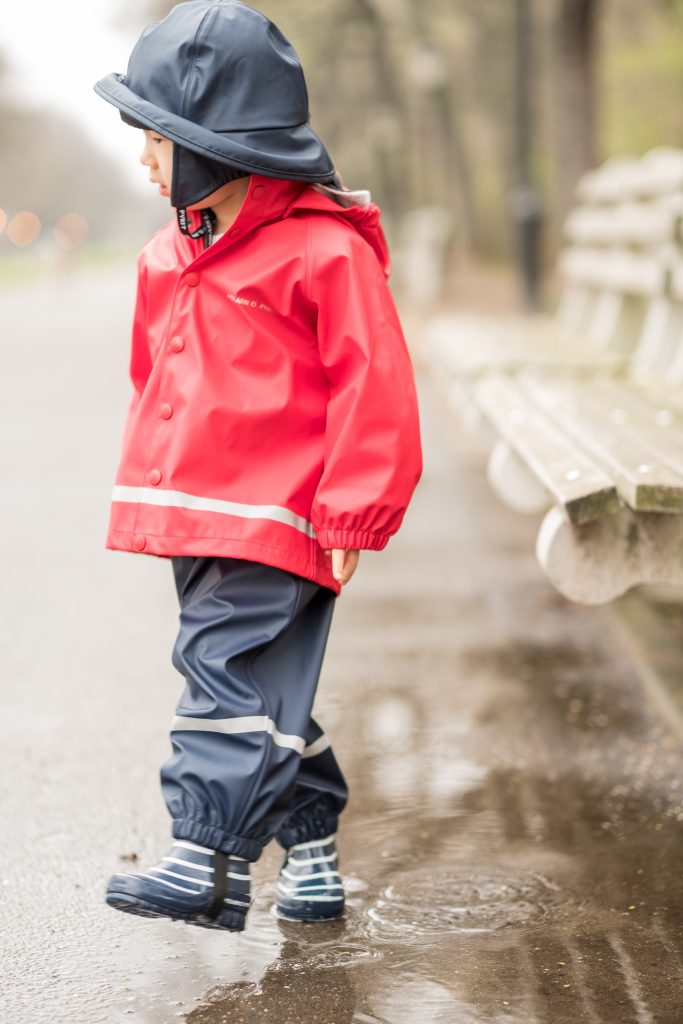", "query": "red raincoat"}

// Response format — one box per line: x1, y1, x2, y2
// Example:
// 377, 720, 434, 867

107, 174, 423, 593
